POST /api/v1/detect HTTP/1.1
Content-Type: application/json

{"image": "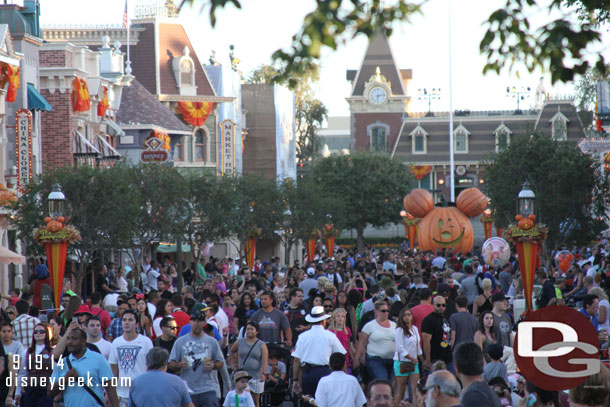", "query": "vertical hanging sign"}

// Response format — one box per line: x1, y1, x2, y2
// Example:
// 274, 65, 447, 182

220, 119, 236, 176
15, 108, 32, 193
